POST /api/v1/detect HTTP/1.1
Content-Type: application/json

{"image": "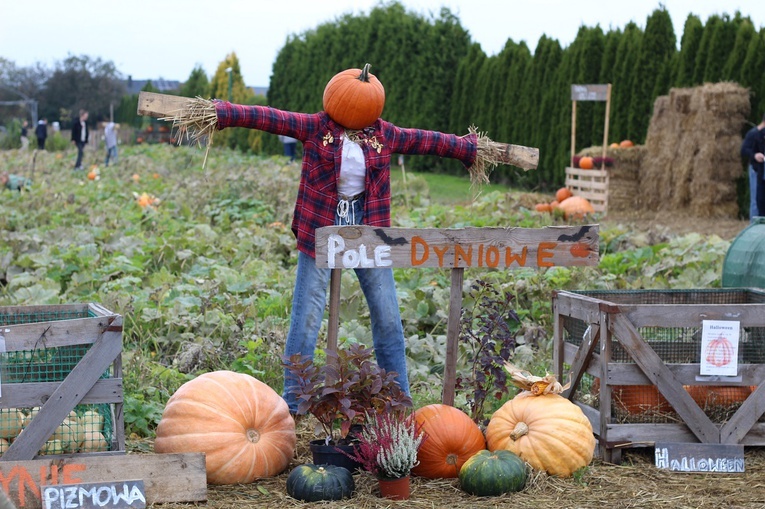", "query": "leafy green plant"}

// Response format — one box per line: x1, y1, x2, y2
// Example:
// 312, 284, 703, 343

123, 393, 165, 437
456, 279, 520, 424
